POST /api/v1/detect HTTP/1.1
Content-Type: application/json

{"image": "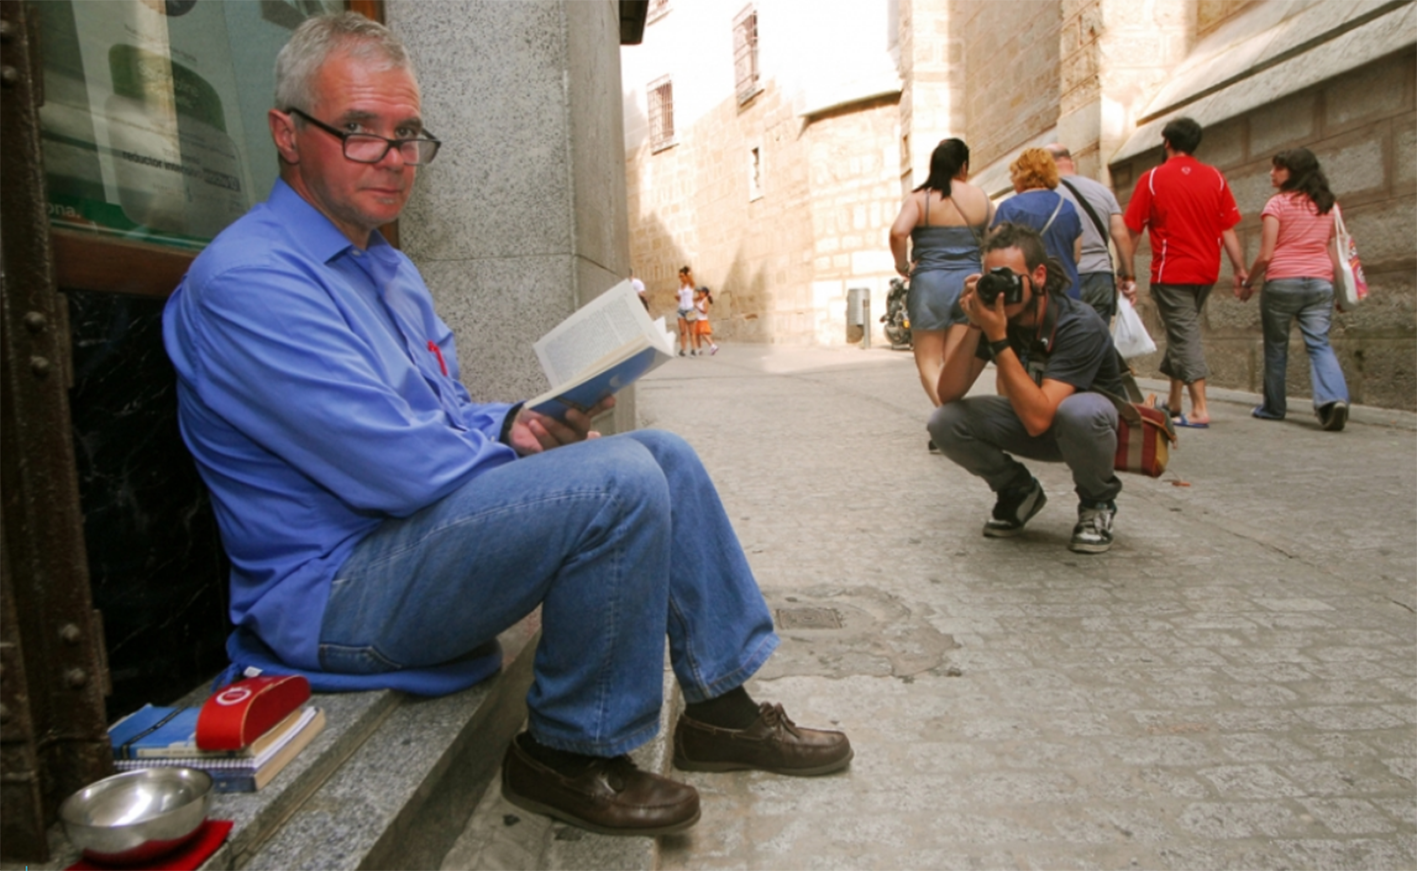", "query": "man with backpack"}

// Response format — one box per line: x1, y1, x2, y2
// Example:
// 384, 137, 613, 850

1045, 144, 1136, 323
